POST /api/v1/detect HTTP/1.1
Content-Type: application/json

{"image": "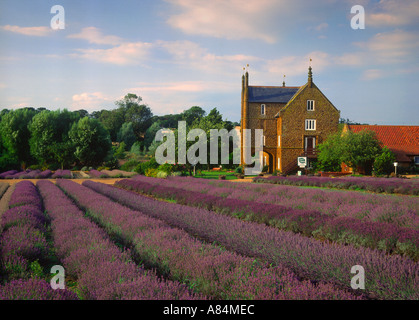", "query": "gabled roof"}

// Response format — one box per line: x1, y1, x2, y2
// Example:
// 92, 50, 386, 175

248, 86, 300, 103
346, 125, 419, 162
